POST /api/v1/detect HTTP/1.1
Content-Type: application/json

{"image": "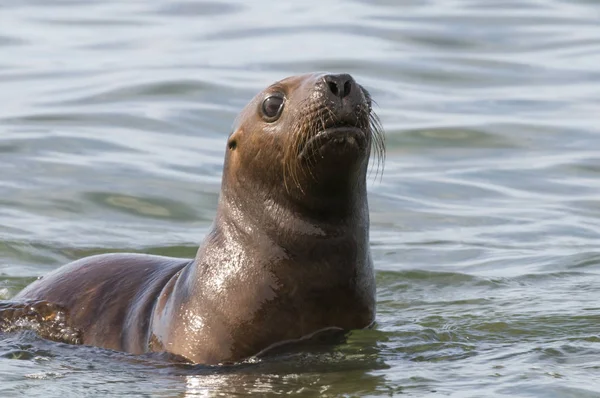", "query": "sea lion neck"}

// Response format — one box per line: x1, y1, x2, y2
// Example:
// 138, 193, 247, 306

215, 172, 368, 241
